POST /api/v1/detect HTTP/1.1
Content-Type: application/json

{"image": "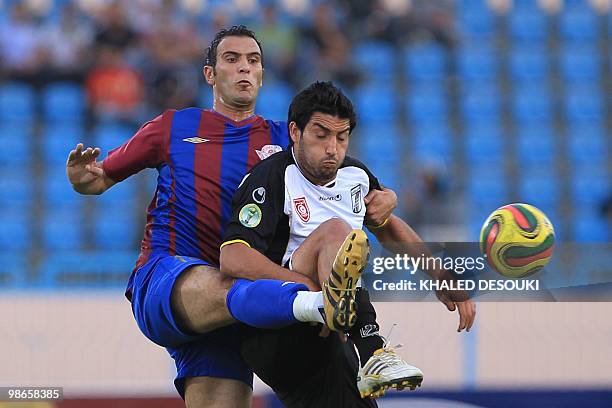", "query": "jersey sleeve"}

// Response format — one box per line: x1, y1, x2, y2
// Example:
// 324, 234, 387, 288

102, 111, 170, 182
343, 155, 382, 192
222, 157, 286, 254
